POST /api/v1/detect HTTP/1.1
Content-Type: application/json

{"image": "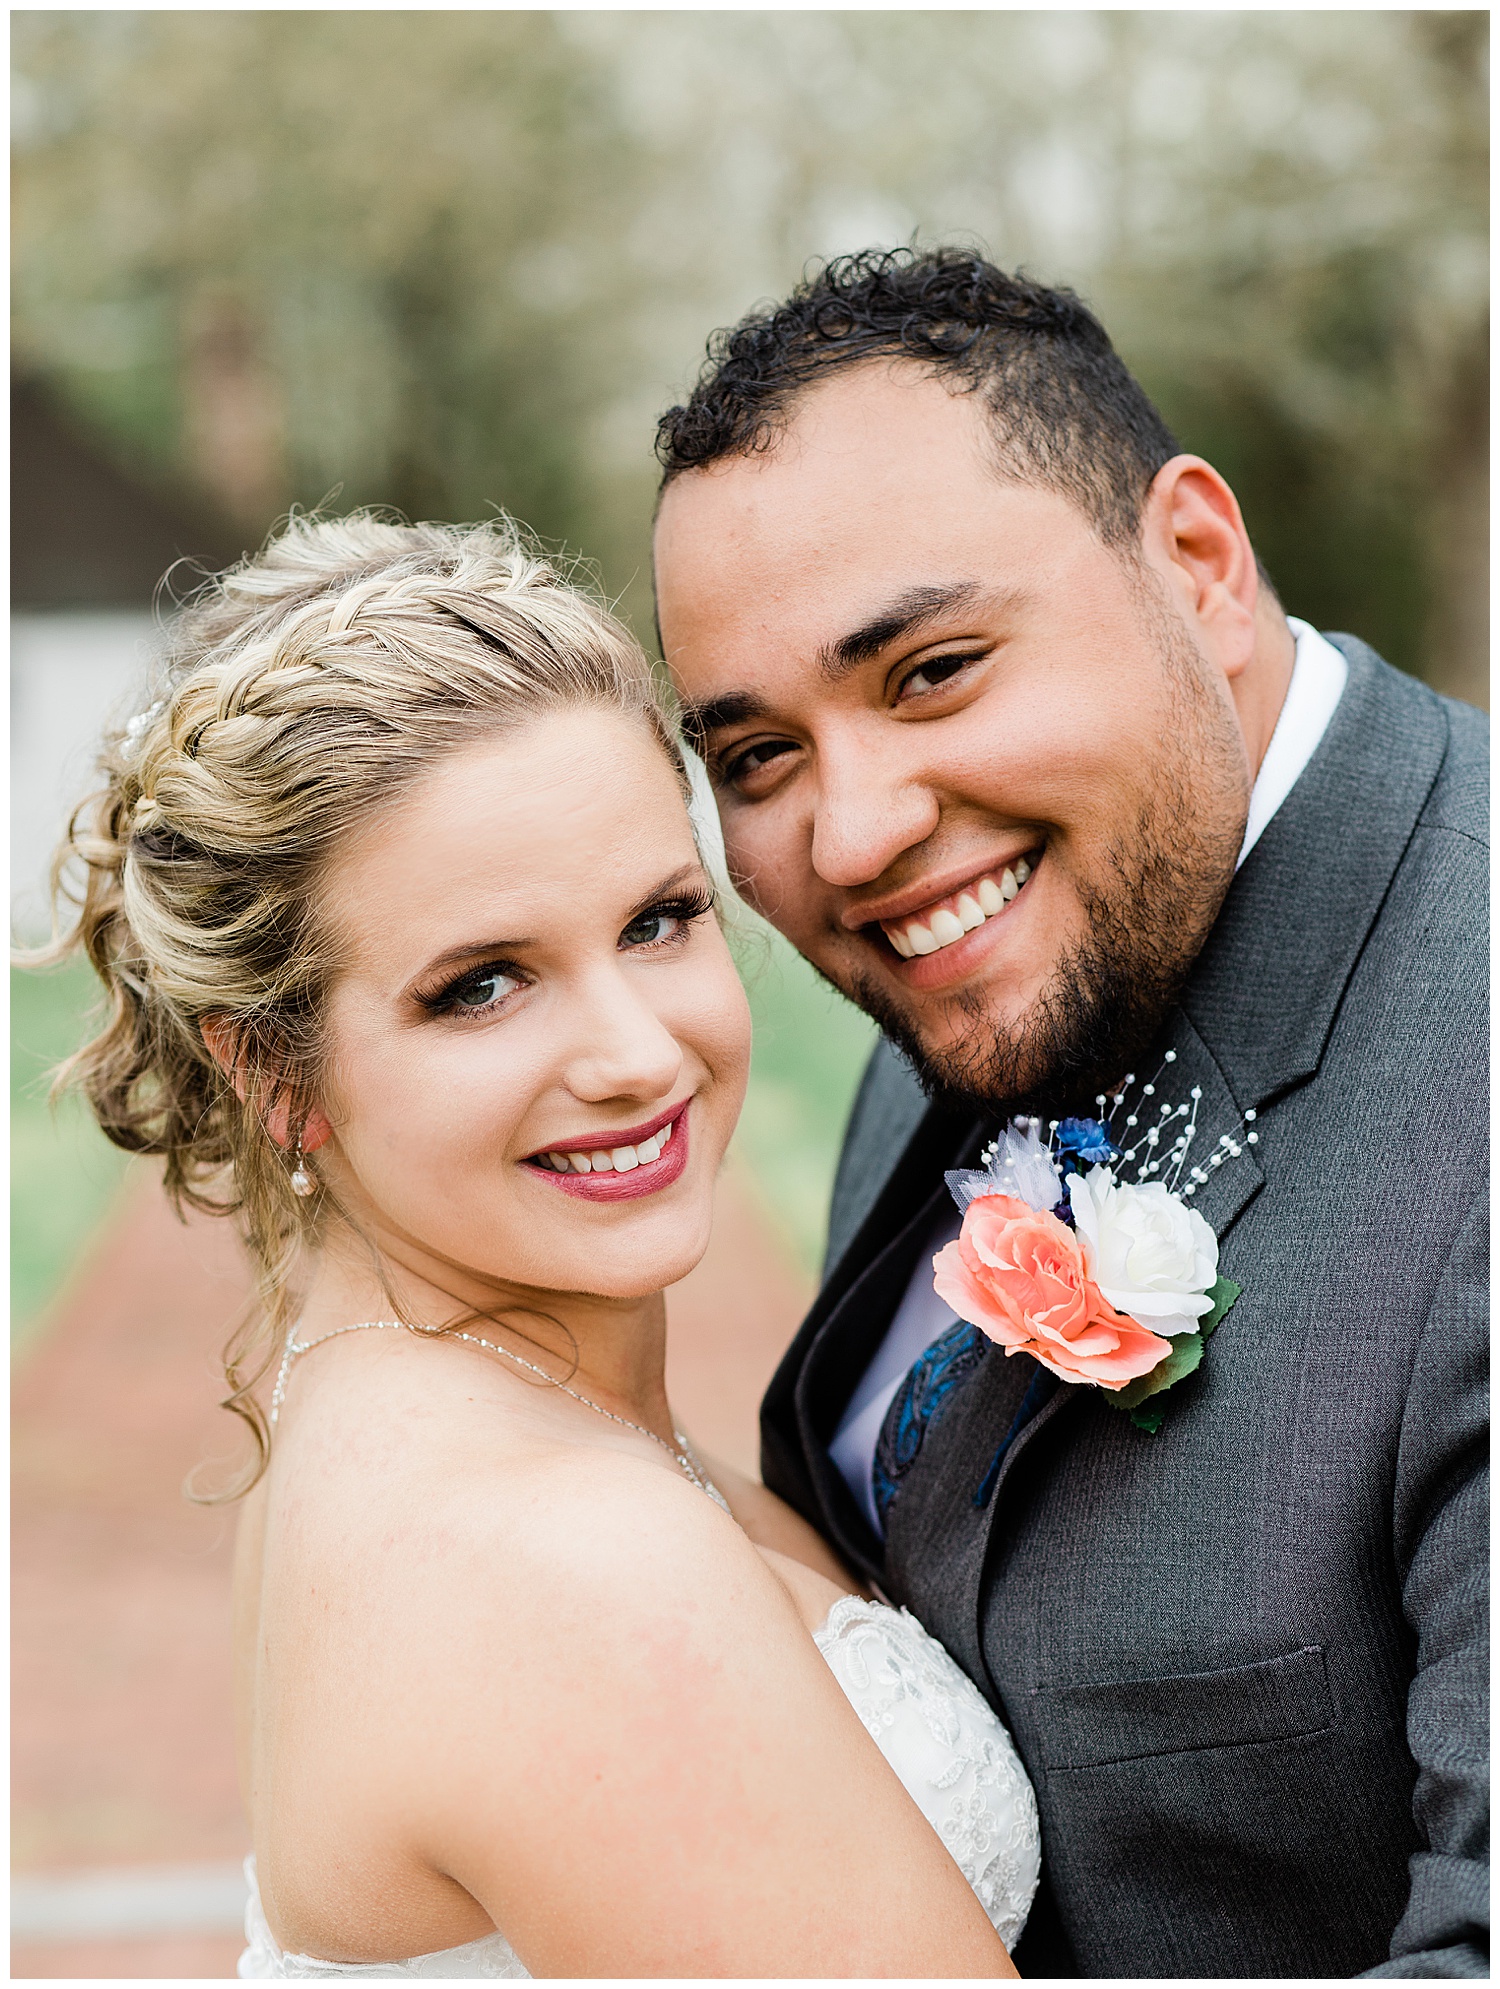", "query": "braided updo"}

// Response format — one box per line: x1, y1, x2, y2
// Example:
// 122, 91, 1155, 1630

42, 512, 687, 1493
